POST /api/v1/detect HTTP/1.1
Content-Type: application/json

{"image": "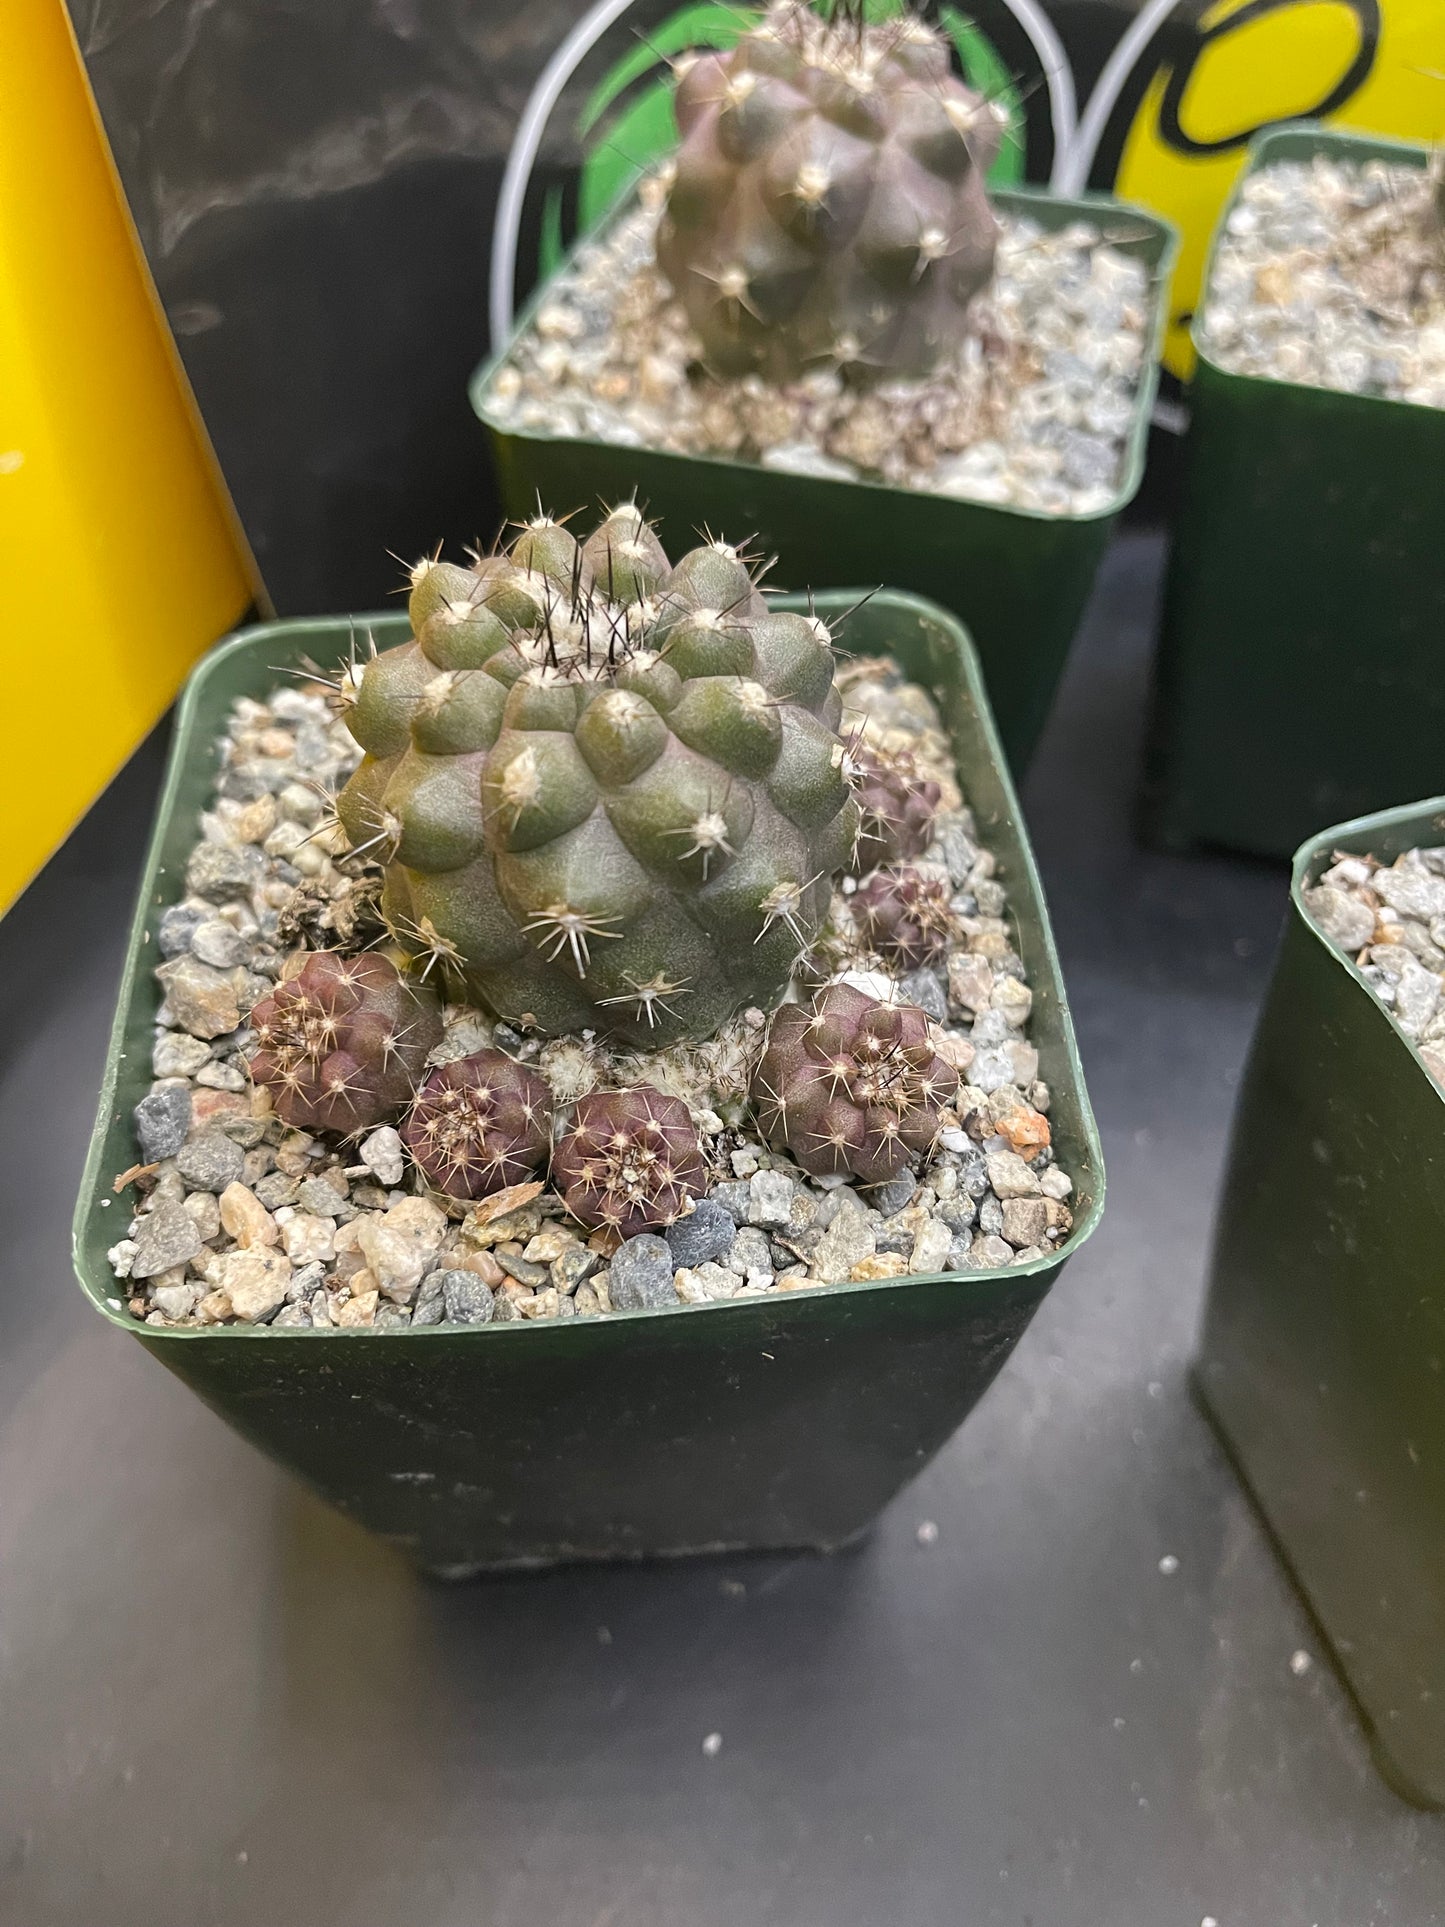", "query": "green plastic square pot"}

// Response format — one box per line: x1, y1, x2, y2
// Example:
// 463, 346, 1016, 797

1147, 125, 1445, 861
73, 590, 1103, 1576
471, 186, 1178, 776
1196, 796, 1445, 1807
